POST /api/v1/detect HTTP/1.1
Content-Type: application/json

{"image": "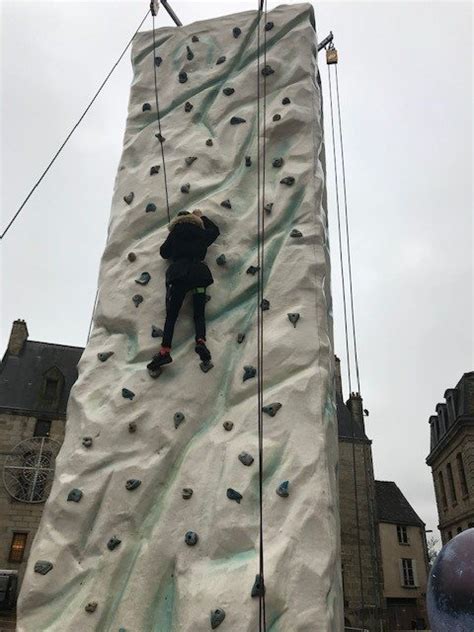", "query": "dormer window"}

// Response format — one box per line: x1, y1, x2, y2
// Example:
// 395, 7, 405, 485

38, 366, 64, 409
